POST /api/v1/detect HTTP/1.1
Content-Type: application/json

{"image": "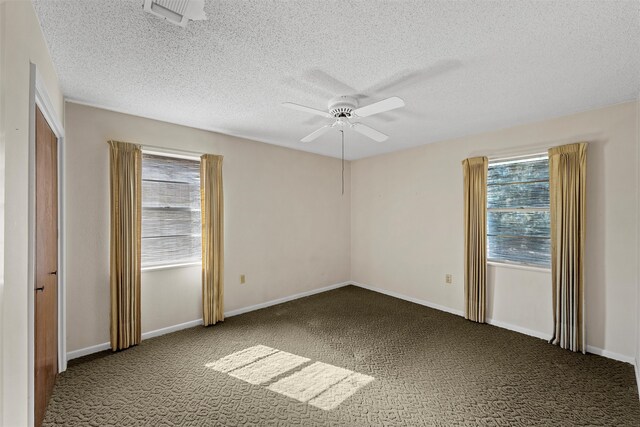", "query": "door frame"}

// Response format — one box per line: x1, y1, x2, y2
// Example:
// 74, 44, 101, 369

28, 63, 66, 426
